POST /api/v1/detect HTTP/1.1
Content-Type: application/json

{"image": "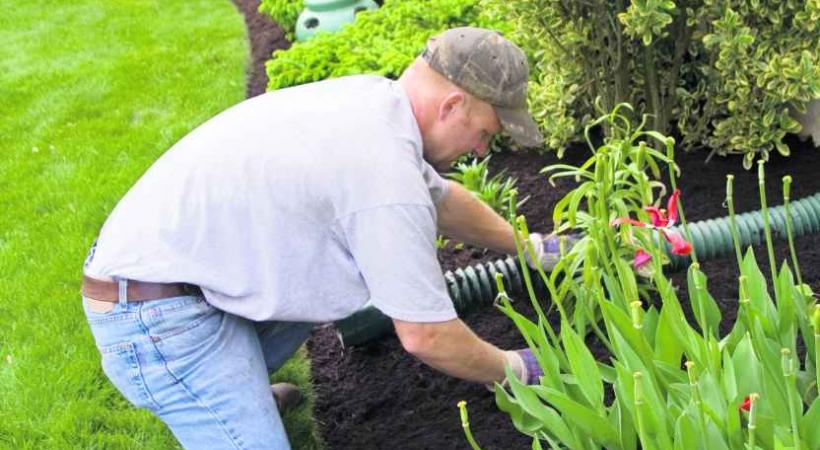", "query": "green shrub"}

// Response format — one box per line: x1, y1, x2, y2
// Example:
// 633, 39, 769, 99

264, 0, 509, 91
258, 0, 303, 42
483, 0, 820, 167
